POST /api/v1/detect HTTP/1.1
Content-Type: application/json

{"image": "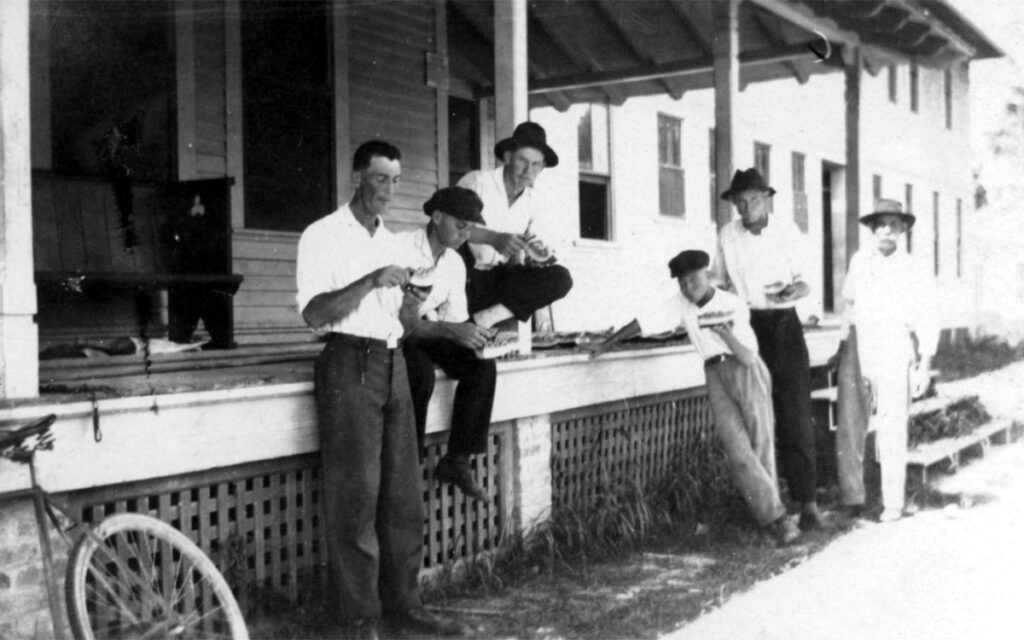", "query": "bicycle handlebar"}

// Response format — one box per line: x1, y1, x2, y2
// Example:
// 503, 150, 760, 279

0, 414, 58, 455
